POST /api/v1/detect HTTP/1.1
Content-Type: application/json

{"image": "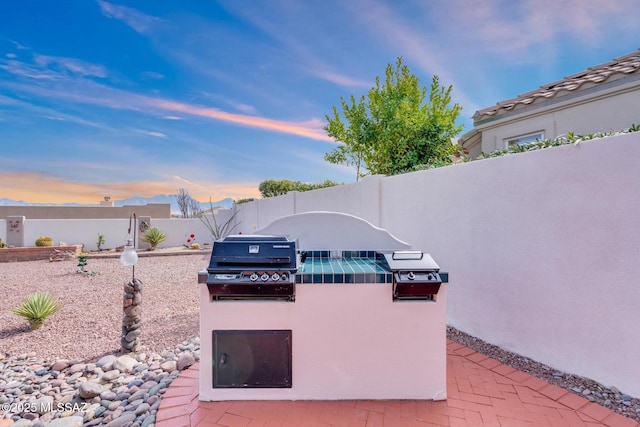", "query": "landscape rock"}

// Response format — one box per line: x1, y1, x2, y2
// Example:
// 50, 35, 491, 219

44, 416, 84, 427
177, 352, 195, 370
96, 355, 117, 371
78, 382, 103, 399
104, 412, 137, 427
101, 369, 121, 382
51, 360, 70, 371
160, 360, 176, 372
112, 355, 137, 373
